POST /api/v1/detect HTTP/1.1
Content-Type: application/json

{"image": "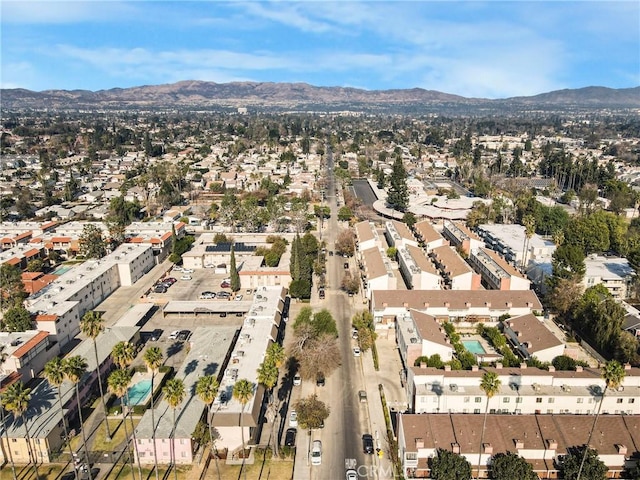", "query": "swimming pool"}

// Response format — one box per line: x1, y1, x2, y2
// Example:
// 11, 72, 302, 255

52, 266, 72, 276
462, 340, 487, 355
127, 379, 152, 406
